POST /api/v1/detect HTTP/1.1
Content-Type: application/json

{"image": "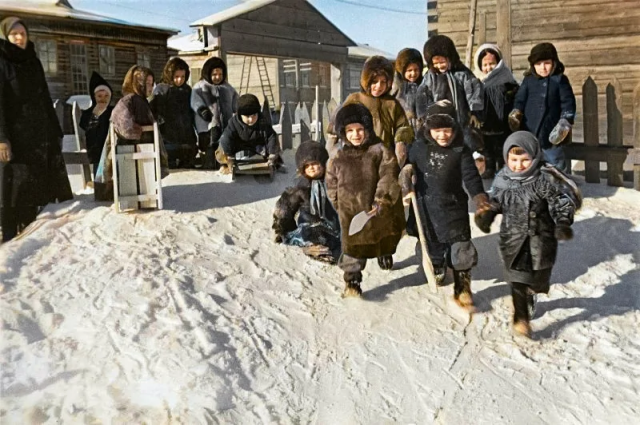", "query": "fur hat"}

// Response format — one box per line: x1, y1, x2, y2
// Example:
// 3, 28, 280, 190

360, 56, 394, 95
395, 48, 424, 76
426, 113, 456, 130
528, 42, 559, 65
334, 103, 374, 138
295, 140, 329, 174
423, 35, 461, 69
162, 57, 190, 85
237, 94, 261, 116
201, 56, 227, 84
